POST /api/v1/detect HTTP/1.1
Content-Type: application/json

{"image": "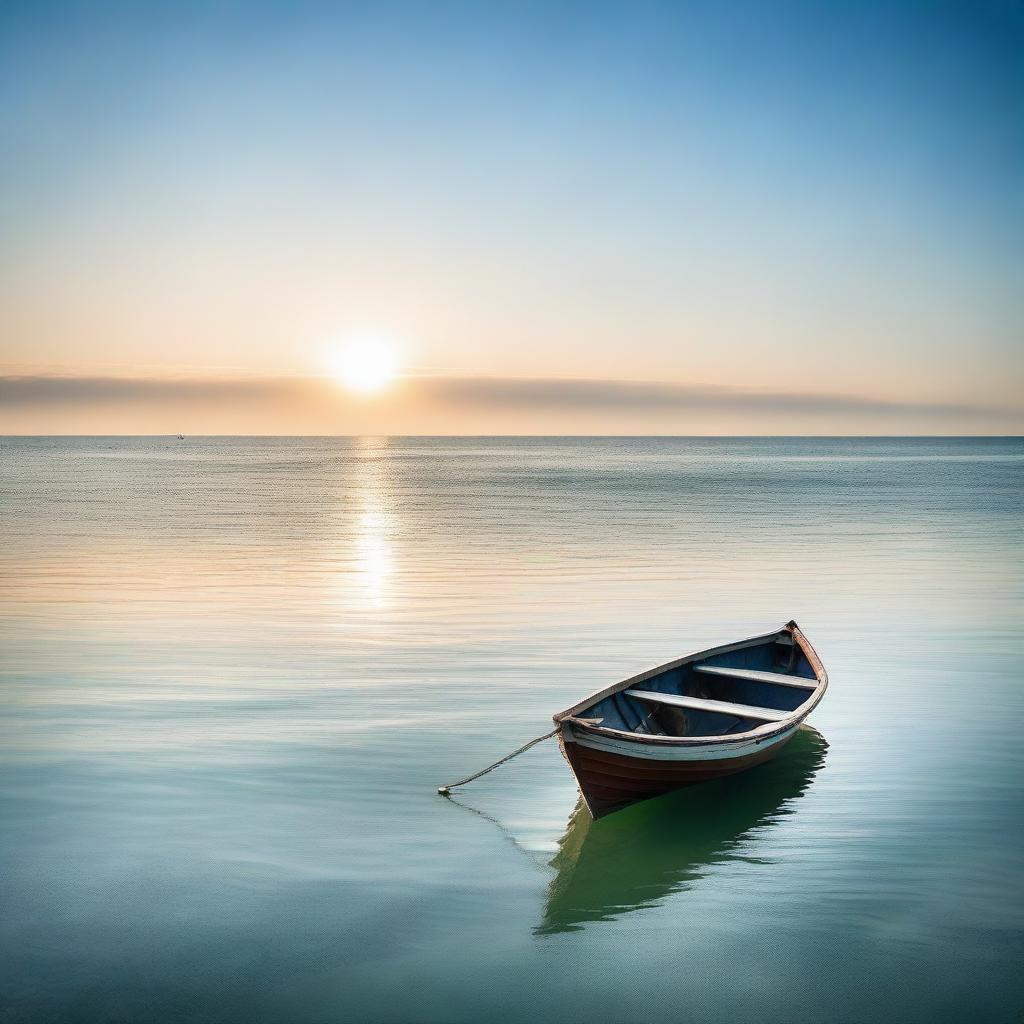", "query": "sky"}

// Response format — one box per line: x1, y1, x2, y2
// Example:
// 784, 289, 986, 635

0, 0, 1021, 434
